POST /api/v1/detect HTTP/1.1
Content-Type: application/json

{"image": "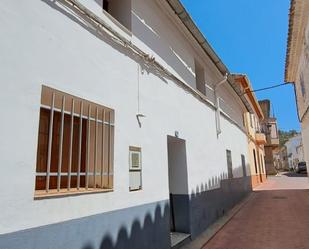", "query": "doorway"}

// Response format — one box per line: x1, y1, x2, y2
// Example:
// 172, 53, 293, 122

257, 150, 263, 182
167, 136, 190, 234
